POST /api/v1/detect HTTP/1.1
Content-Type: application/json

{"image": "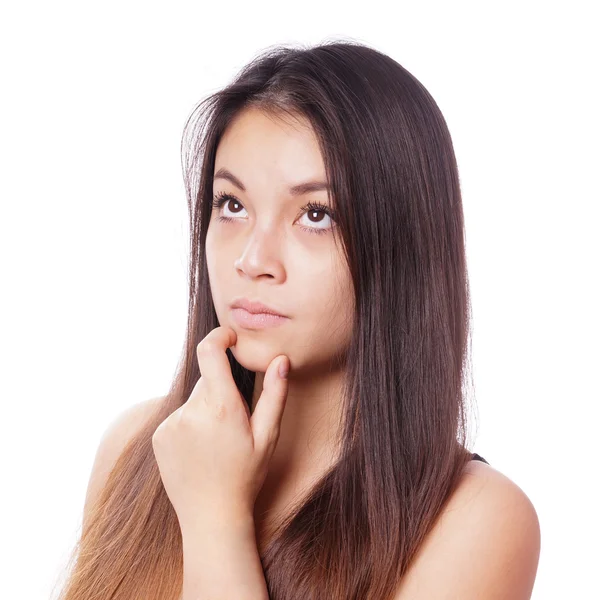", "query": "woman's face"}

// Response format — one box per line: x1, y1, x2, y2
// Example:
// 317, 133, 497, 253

206, 106, 354, 377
